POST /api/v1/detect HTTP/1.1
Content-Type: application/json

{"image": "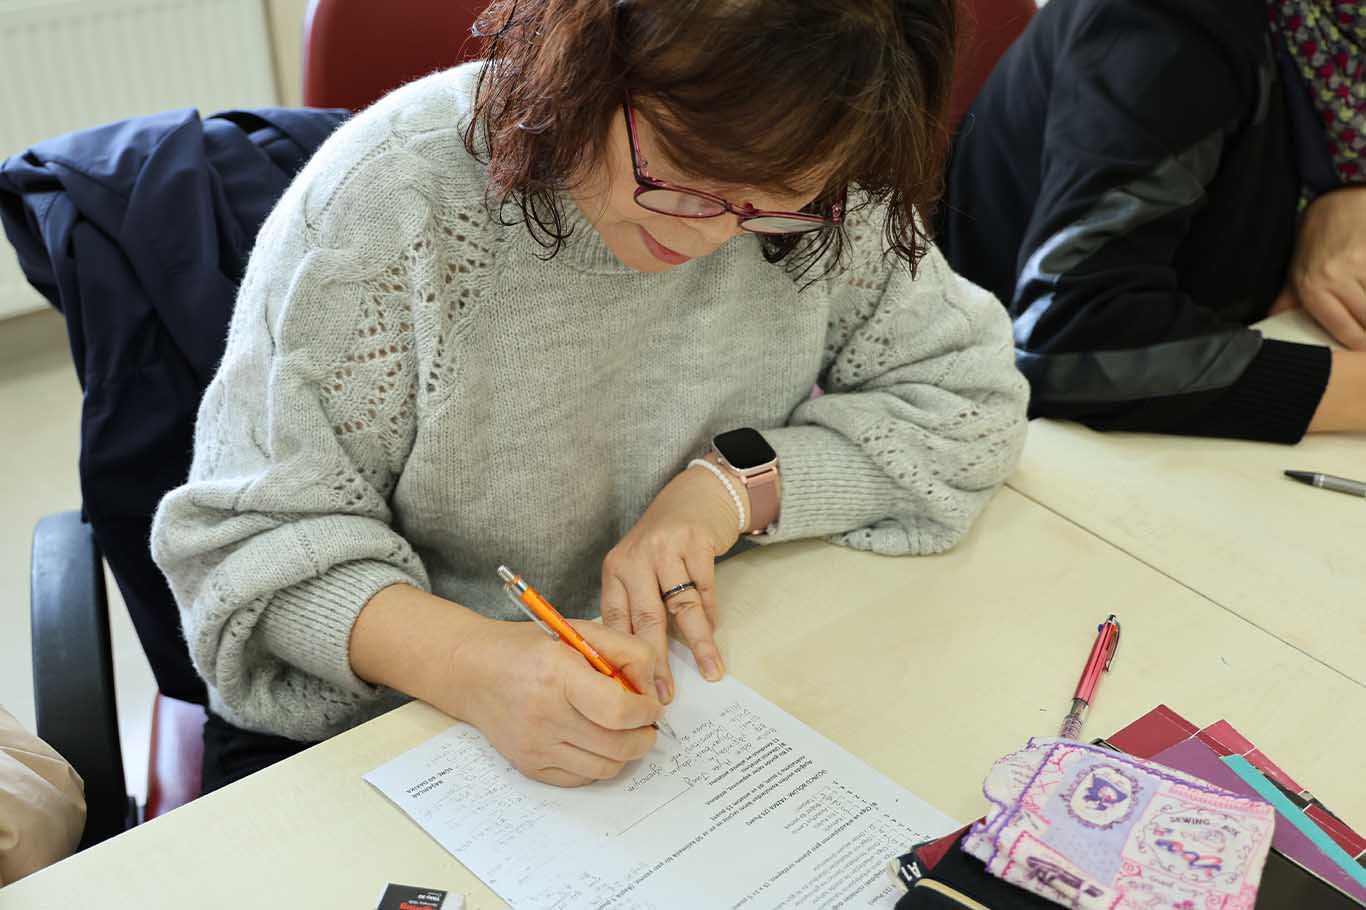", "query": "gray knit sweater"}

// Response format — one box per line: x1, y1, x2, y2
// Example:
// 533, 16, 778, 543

151, 64, 1030, 740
